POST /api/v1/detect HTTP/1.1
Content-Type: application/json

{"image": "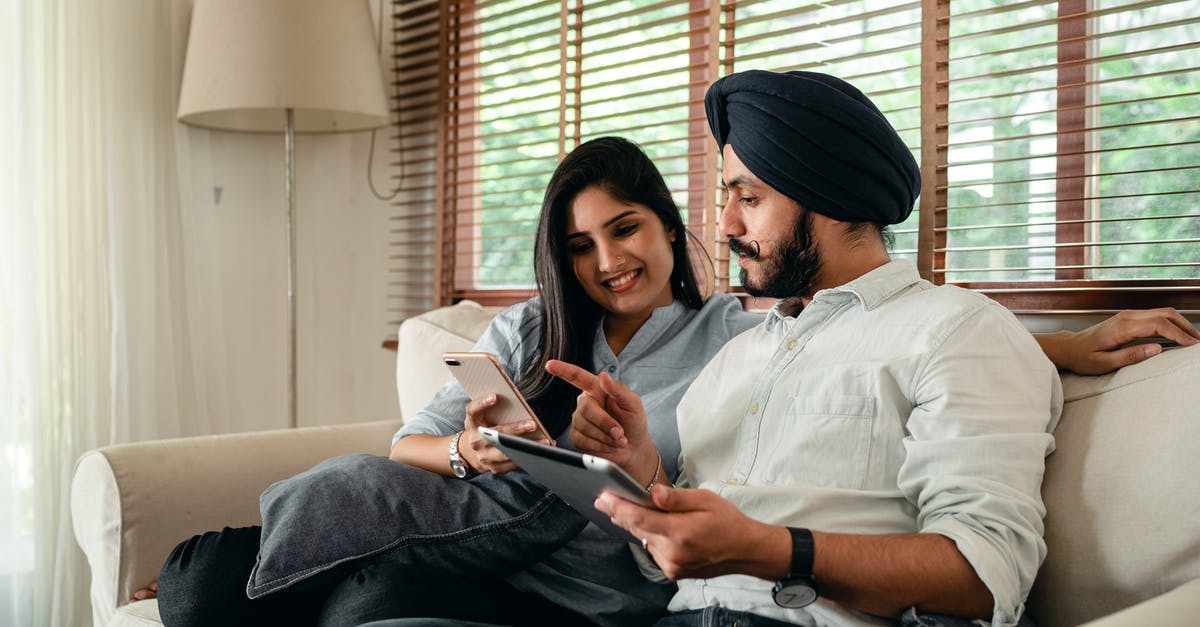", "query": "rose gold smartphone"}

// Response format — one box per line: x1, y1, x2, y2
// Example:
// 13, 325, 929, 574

442, 352, 555, 443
